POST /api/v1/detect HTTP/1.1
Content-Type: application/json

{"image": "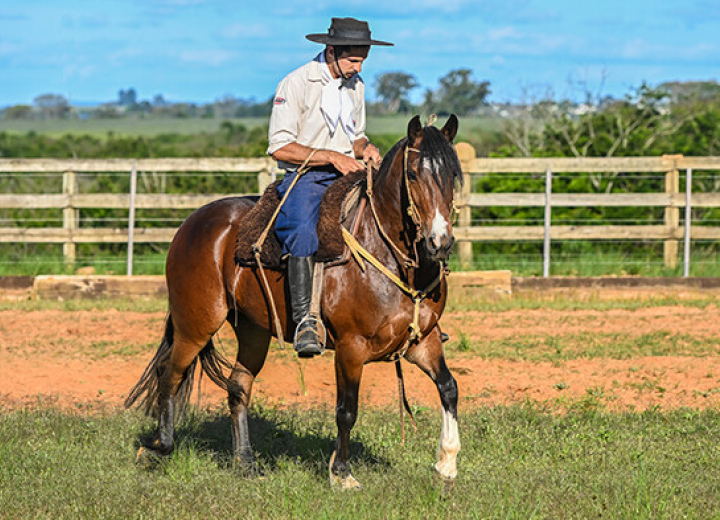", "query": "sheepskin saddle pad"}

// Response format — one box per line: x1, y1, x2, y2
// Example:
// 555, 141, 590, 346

234, 170, 365, 268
